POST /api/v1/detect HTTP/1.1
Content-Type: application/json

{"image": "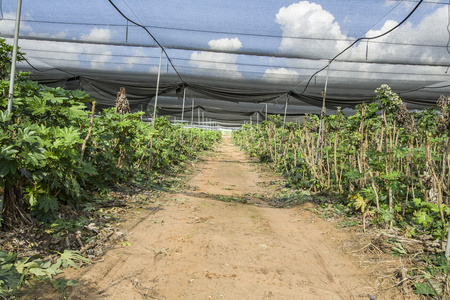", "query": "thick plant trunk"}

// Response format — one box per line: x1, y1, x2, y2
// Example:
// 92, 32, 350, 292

2, 179, 33, 228
115, 87, 130, 115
